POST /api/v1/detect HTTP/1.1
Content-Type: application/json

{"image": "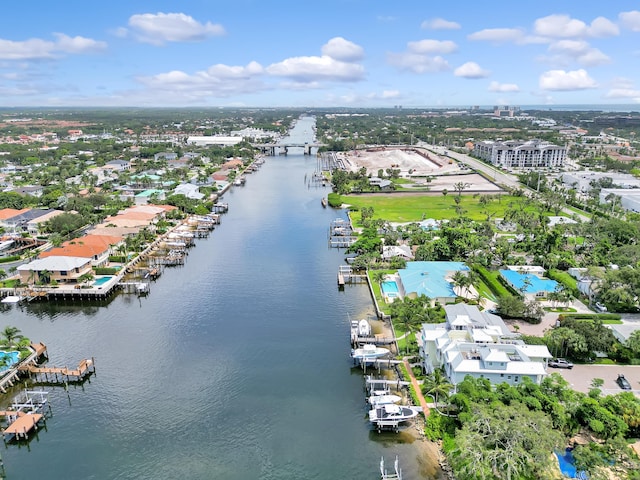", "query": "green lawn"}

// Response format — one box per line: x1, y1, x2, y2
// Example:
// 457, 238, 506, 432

343, 194, 538, 223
